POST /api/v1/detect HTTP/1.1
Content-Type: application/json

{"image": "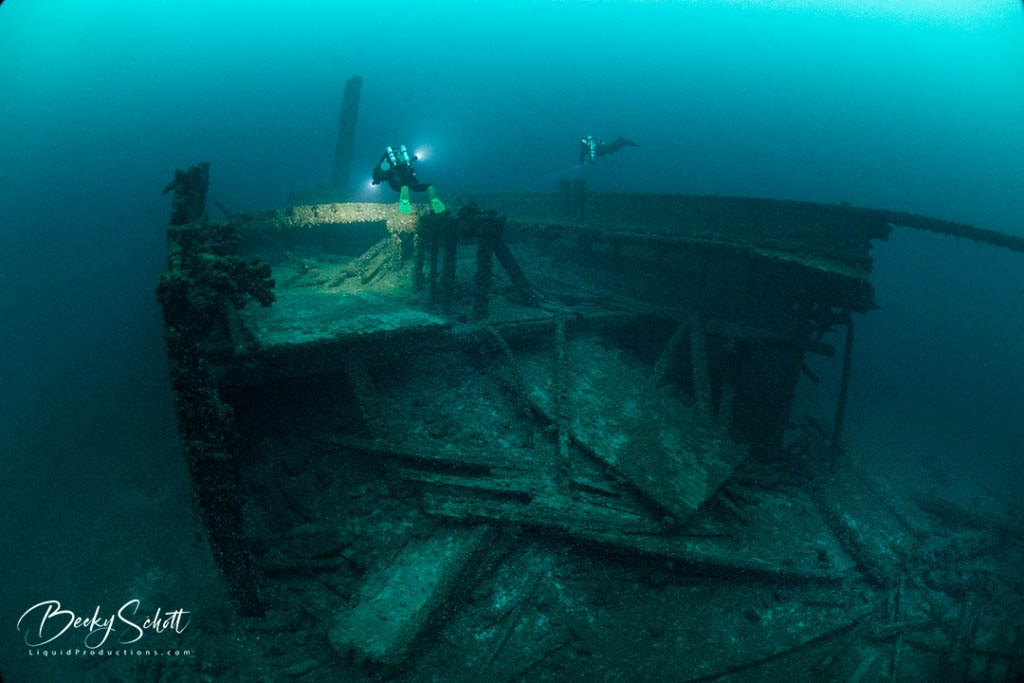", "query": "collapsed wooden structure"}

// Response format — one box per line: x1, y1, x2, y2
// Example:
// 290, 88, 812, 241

157, 165, 1024, 681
